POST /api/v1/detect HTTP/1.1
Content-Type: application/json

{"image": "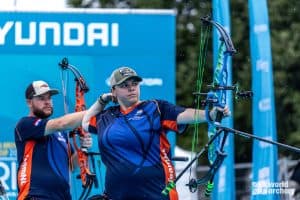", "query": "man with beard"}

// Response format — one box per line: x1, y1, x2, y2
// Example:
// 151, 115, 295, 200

14, 80, 92, 200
